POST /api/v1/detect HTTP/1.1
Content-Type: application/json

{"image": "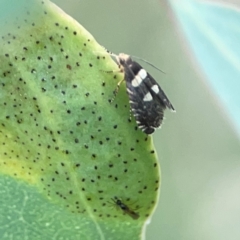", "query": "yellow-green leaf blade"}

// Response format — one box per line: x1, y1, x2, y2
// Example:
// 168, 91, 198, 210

0, 0, 160, 239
